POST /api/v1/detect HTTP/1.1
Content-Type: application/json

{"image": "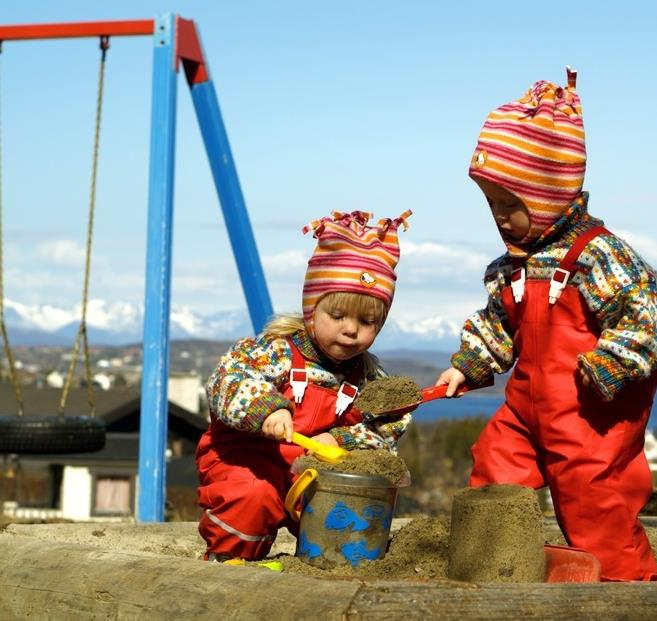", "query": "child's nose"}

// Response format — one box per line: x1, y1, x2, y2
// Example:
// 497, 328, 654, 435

342, 318, 358, 335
